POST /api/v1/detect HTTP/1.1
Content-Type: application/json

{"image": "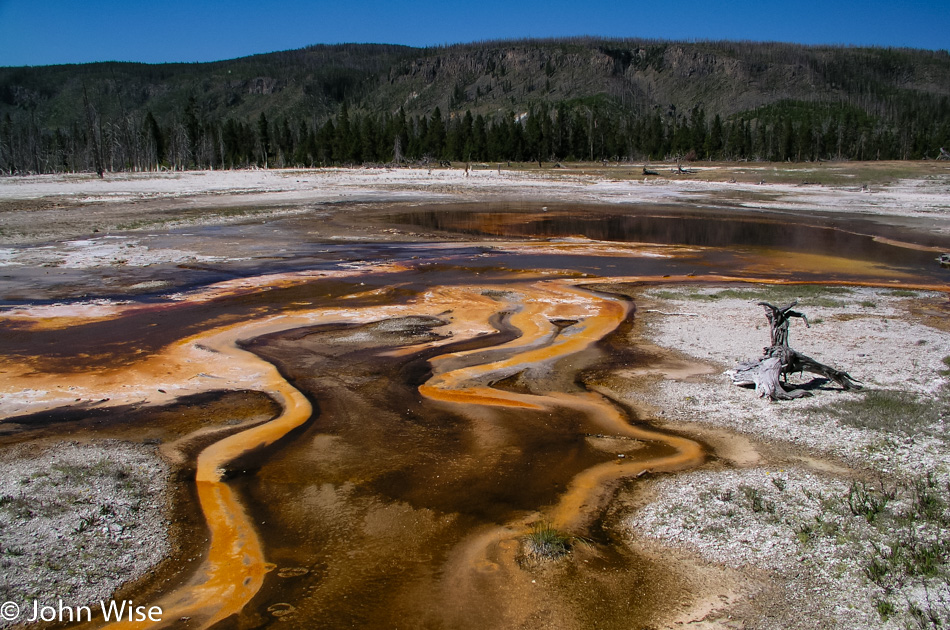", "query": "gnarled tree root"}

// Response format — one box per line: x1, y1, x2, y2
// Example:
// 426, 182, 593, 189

733, 346, 862, 400
732, 300, 862, 400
